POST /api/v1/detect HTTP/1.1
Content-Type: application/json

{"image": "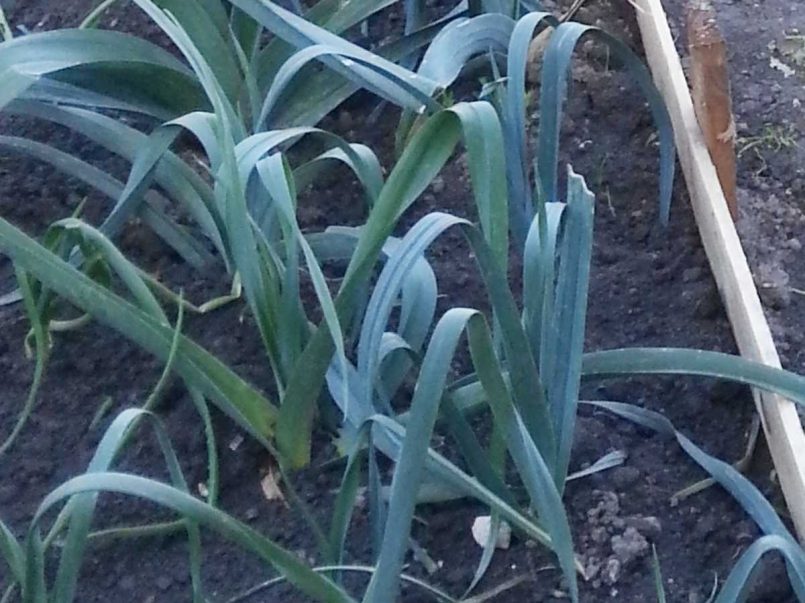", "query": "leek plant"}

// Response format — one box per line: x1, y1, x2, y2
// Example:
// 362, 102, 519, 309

3, 2, 804, 602
0, 1, 676, 462
4, 171, 805, 601
0, 0, 458, 274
